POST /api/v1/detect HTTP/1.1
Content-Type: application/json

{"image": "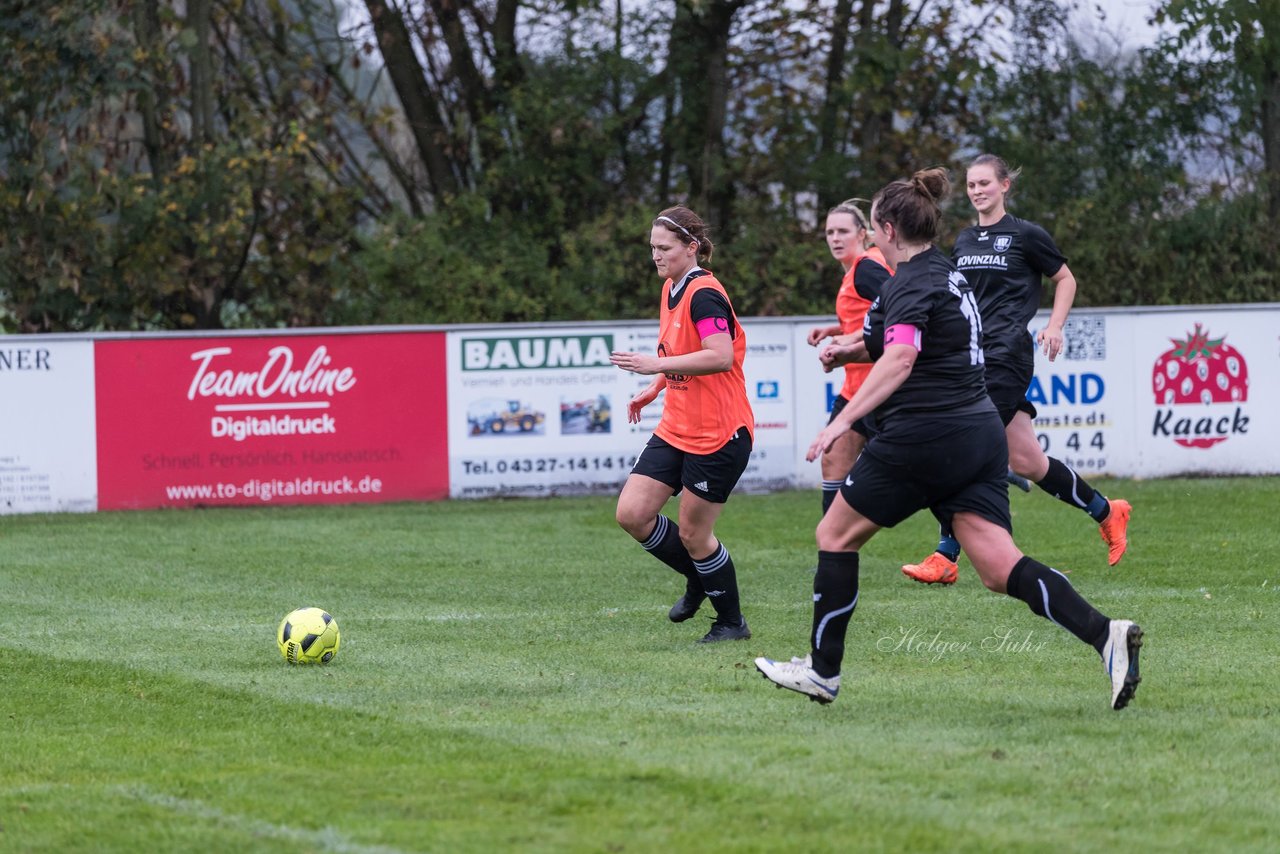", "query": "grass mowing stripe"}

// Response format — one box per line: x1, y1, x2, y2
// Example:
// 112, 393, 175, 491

111, 786, 409, 854
1, 478, 1279, 851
